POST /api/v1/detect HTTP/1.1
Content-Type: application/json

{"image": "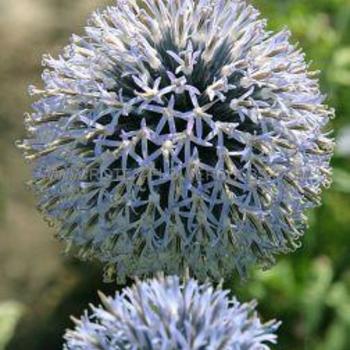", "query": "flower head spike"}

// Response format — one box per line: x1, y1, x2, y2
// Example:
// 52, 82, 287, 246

19, 0, 334, 282
64, 275, 280, 350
